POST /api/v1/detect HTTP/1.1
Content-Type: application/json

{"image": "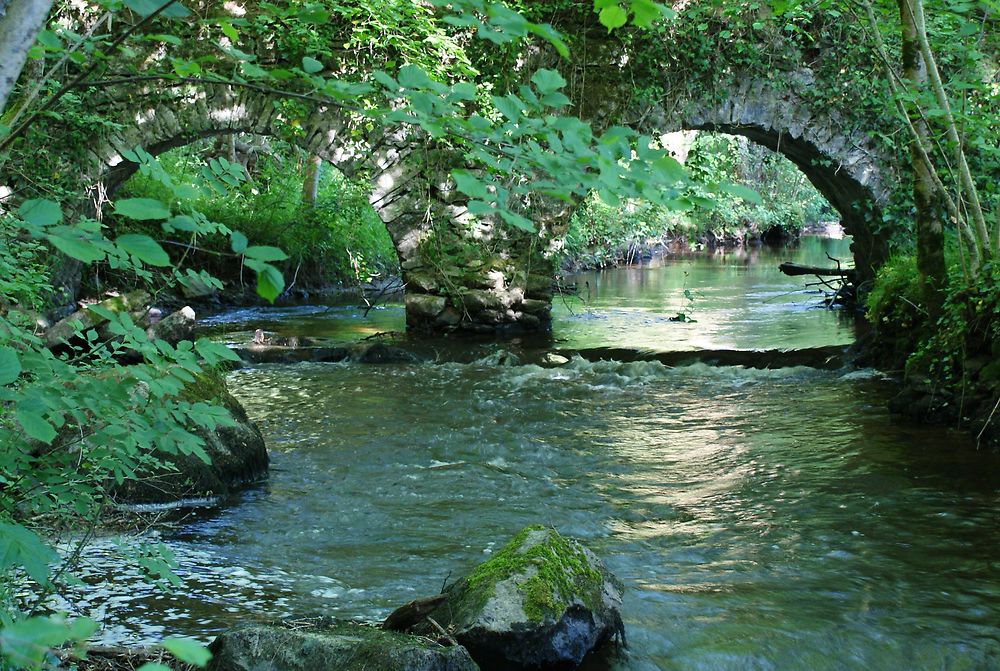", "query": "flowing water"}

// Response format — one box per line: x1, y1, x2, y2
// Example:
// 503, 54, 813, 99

62, 237, 1000, 670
